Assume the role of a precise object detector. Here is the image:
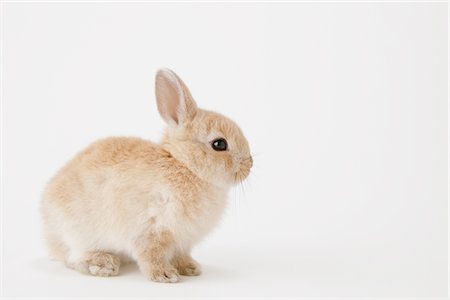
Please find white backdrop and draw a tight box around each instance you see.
[2,2,448,298]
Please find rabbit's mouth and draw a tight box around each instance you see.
[234,156,253,183]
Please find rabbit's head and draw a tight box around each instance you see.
[156,68,252,187]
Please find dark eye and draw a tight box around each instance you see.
[211,138,228,151]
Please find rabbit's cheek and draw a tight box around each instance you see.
[224,156,234,171]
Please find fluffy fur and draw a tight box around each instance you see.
[40,69,252,283]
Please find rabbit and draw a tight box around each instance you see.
[40,68,253,283]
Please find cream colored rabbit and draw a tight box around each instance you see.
[40,69,252,283]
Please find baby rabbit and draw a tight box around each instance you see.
[40,69,252,283]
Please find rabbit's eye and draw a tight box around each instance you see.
[211,138,228,151]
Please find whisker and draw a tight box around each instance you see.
[233,182,242,219]
[241,183,247,206]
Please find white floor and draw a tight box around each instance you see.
[3,221,448,299]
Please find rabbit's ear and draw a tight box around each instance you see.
[155,68,198,126]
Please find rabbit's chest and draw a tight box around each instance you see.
[174,193,228,244]
[144,188,228,246]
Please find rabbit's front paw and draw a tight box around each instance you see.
[149,267,180,283]
[172,254,202,276]
[175,259,202,276]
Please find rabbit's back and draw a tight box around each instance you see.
[42,136,168,211]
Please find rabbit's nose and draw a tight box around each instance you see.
[241,156,253,169]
